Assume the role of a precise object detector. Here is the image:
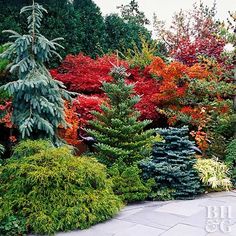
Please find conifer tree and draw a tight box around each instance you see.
[0,1,74,145]
[73,0,107,57]
[0,0,83,61]
[140,126,202,199]
[87,65,154,167]
[117,0,150,26]
[105,14,152,55]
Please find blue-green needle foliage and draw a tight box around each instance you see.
[140,126,202,200]
[0,2,74,145]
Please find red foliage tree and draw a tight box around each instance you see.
[51,54,161,124]
[73,95,105,127]
[51,54,128,94]
[172,36,226,66]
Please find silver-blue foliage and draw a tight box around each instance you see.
[0,1,75,145]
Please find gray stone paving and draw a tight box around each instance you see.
[57,191,236,236]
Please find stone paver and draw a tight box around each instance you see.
[57,191,236,236]
[161,224,206,236]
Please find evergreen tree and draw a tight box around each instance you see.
[87,65,154,167]
[0,0,83,61]
[140,126,202,199]
[0,1,74,144]
[105,14,152,55]
[117,0,150,26]
[73,0,107,57]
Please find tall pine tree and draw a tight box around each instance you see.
[0,1,74,145]
[140,126,202,200]
[87,65,154,167]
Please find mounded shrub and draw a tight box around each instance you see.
[0,140,122,235]
[11,139,53,159]
[109,161,153,203]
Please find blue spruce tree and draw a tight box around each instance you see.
[140,126,202,200]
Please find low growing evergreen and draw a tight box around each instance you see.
[0,140,122,235]
[140,126,202,200]
[87,65,154,166]
[0,1,74,145]
[109,161,153,203]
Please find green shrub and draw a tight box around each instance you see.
[149,187,175,201]
[109,161,153,203]
[140,126,202,200]
[11,139,53,159]
[0,140,122,235]
[225,139,236,185]
[0,215,27,236]
[194,158,232,191]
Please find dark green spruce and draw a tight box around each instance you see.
[87,65,154,167]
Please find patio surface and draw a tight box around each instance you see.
[57,191,236,236]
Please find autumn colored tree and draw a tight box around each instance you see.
[149,56,236,155]
[51,54,161,123]
[153,1,229,69]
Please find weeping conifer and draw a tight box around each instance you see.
[0,1,74,145]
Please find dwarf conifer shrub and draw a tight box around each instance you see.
[109,161,153,203]
[0,140,122,235]
[140,126,202,200]
[11,139,53,159]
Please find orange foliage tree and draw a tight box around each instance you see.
[149,57,235,154]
